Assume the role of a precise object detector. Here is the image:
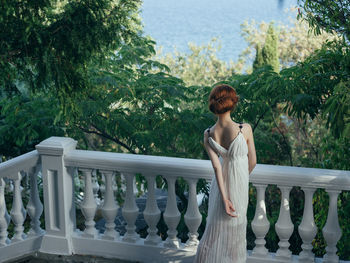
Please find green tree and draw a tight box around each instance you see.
[154,39,242,86]
[261,23,280,72]
[294,0,350,141]
[240,8,340,71]
[252,23,280,72]
[297,0,350,40]
[0,0,153,158]
[252,43,264,70]
[0,0,144,110]
[0,94,64,158]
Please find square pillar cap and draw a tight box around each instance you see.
[36,136,77,156]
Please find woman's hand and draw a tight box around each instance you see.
[223,199,237,217]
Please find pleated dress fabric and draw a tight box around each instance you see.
[193,127,249,263]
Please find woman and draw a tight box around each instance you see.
[194,84,257,263]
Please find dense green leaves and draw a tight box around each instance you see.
[0,94,64,158]
[0,0,143,104]
[280,40,350,138]
[297,0,350,41]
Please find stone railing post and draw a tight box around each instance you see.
[36,136,77,255]
[251,184,270,256]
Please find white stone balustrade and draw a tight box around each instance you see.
[0,136,349,263]
[0,150,43,262]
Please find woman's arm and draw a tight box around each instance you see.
[245,123,257,174]
[203,130,236,217]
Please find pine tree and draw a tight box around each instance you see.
[252,22,280,72]
[262,23,280,72]
[253,43,264,71]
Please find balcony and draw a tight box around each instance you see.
[0,136,349,263]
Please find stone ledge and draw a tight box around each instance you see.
[7,252,137,263]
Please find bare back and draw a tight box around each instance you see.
[208,121,247,151]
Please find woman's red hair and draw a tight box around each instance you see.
[208,84,239,114]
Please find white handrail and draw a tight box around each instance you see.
[0,150,39,180]
[64,149,350,190]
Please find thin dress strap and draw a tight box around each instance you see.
[239,122,243,132]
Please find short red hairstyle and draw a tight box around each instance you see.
[208,84,239,114]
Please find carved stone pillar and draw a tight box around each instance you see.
[322,190,342,263]
[298,187,317,262]
[184,178,202,247]
[100,170,118,240]
[143,174,161,245]
[275,186,293,260]
[163,176,181,248]
[26,165,44,237]
[122,172,139,243]
[251,184,270,256]
[80,168,98,238]
[10,172,27,242]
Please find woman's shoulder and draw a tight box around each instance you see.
[235,122,253,136]
[240,123,253,137]
[241,122,252,129]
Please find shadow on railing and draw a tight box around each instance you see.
[0,136,349,263]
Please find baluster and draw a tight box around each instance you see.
[80,168,98,238]
[122,172,139,242]
[100,170,119,240]
[92,170,101,207]
[322,190,342,263]
[26,165,44,237]
[0,178,10,246]
[144,174,161,245]
[163,176,181,248]
[251,184,270,256]
[10,172,27,242]
[275,186,293,260]
[298,187,317,262]
[184,178,202,247]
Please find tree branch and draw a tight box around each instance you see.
[77,124,136,154]
[272,114,293,166]
[253,108,269,132]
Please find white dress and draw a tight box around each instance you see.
[193,126,249,263]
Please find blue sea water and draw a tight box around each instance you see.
[140,0,298,62]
